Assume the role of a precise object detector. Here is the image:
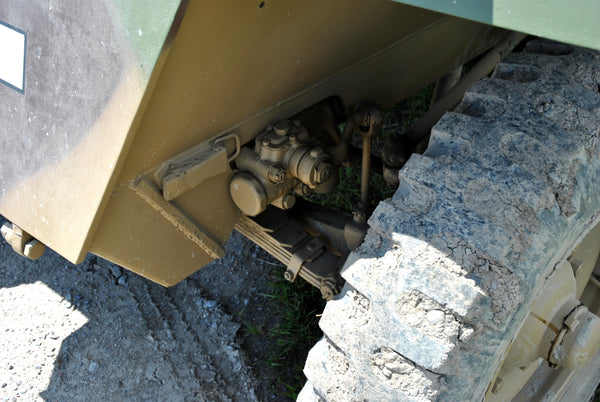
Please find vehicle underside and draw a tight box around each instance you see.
[1,0,600,400]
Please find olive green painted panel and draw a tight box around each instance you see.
[391,0,600,51]
[0,0,185,263]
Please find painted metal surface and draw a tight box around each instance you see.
[1,0,505,285]
[89,1,504,285]
[0,0,186,263]
[391,0,600,51]
[488,223,600,400]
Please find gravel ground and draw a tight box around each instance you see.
[0,215,303,401]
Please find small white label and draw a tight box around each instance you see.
[0,22,26,92]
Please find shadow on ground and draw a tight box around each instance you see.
[0,216,298,401]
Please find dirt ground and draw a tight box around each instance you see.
[0,216,315,401]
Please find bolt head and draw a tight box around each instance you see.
[23,239,45,260]
[267,165,285,184]
[314,162,332,184]
[319,279,340,300]
[553,306,600,369]
[281,195,296,209]
[320,287,334,300]
[274,122,290,136]
[0,223,11,241]
[309,147,324,158]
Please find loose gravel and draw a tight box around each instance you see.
[0,216,299,401]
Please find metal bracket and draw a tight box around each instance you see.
[1,222,46,260]
[214,133,241,163]
[130,176,225,259]
[286,238,326,282]
[235,207,343,299]
[154,133,240,201]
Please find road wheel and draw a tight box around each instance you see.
[300,39,600,401]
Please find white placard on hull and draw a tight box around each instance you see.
[0,21,26,93]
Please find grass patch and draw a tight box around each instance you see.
[382,84,434,136]
[308,166,395,214]
[308,84,434,214]
[259,274,326,398]
[250,85,435,398]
